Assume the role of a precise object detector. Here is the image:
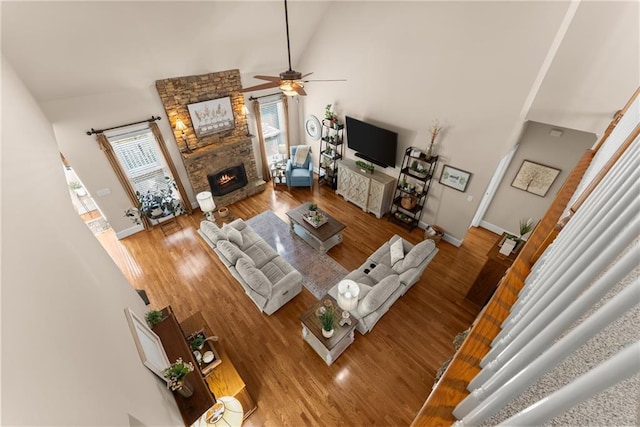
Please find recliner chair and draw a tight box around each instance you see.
[286,146,313,189]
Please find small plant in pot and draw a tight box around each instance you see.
[319,307,335,338]
[189,334,206,351]
[145,310,164,326]
[308,203,318,216]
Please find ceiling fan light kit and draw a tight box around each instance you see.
[241,0,343,96]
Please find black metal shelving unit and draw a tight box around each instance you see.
[318,119,344,189]
[388,147,438,231]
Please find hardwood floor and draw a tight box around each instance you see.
[97,181,497,426]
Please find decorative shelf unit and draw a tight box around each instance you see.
[318,119,344,189]
[388,147,438,231]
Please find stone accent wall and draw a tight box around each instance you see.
[156,69,265,206]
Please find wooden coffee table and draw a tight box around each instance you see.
[285,204,346,253]
[300,295,358,365]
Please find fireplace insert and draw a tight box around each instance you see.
[208,164,248,196]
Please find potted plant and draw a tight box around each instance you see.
[163,358,195,397]
[69,181,87,197]
[124,177,186,225]
[319,306,335,338]
[518,218,535,241]
[189,334,206,351]
[308,203,318,216]
[145,310,164,326]
[355,160,374,174]
[325,104,338,127]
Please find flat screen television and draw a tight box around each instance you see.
[345,116,398,168]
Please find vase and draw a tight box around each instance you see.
[425,142,435,160]
[322,328,334,338]
[176,378,194,398]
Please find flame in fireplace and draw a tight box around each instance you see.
[218,173,236,186]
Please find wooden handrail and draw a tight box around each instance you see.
[410,149,594,426]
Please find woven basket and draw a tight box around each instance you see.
[401,196,417,210]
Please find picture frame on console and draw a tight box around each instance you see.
[439,164,471,192]
[187,96,235,138]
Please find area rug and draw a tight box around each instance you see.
[246,211,348,299]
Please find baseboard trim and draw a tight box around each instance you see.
[116,225,143,240]
[479,220,509,236]
[418,220,463,247]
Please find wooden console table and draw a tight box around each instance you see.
[180,312,257,421]
[153,308,256,425]
[465,233,520,307]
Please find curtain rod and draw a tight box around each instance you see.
[248,93,282,101]
[86,115,162,136]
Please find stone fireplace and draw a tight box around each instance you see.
[209,164,248,196]
[156,69,266,208]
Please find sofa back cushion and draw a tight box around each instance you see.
[217,240,253,266]
[201,221,228,245]
[357,274,400,316]
[392,239,436,274]
[222,223,244,247]
[236,257,271,298]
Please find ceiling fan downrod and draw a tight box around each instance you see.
[284,0,293,73]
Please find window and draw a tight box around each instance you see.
[260,100,288,163]
[107,125,180,201]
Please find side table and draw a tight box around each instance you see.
[270,162,287,189]
[300,295,357,365]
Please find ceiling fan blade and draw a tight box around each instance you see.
[241,81,281,93]
[303,79,347,82]
[292,82,307,96]
[254,75,281,82]
[300,72,313,79]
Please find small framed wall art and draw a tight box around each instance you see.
[511,160,561,197]
[439,164,471,192]
[187,96,235,138]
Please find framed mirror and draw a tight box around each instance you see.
[124,308,169,380]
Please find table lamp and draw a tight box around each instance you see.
[196,191,216,221]
[337,279,359,326]
[202,396,244,427]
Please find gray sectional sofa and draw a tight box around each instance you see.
[198,219,302,315]
[328,235,438,334]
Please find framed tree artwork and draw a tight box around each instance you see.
[511,160,561,197]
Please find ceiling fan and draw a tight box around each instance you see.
[241,0,344,96]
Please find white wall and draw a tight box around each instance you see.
[297,1,571,241]
[482,121,596,235]
[41,87,195,235]
[1,56,182,426]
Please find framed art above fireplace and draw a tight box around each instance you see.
[187,97,235,138]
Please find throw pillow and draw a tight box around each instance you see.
[357,275,400,316]
[390,238,405,266]
[236,258,271,298]
[223,224,244,248]
[217,240,252,266]
[200,221,228,245]
[393,239,436,274]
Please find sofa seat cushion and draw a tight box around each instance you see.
[201,221,228,246]
[367,263,395,284]
[217,240,253,266]
[260,256,294,285]
[392,239,436,274]
[243,239,279,268]
[236,258,271,298]
[357,275,400,316]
